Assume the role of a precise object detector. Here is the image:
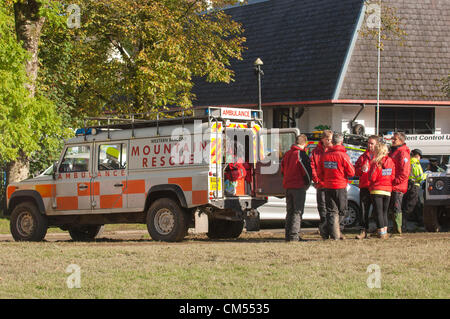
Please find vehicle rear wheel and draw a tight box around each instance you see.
[68,225,105,241]
[423,205,449,232]
[207,219,244,239]
[146,198,188,242]
[10,201,48,242]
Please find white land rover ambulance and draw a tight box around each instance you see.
[6,107,298,242]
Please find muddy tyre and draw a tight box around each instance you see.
[10,201,48,242]
[207,219,244,239]
[423,205,440,232]
[68,225,105,241]
[146,198,188,242]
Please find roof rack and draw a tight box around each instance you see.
[304,131,369,148]
[77,106,263,140]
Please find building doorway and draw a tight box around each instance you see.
[273,108,292,128]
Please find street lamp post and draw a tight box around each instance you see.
[376,4,381,136]
[254,58,264,112]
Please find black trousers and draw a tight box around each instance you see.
[317,188,328,239]
[285,188,307,241]
[324,188,348,240]
[371,194,390,228]
[359,188,372,231]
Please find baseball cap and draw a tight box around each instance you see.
[411,149,422,156]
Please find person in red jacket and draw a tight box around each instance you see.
[281,134,312,242]
[388,132,411,234]
[354,135,379,239]
[310,130,333,239]
[318,133,355,240]
[368,142,396,239]
[224,144,246,196]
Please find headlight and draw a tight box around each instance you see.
[435,180,445,191]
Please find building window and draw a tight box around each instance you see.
[379,107,434,135]
[273,108,291,128]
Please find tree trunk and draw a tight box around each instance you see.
[14,0,45,97]
[7,1,46,183]
[6,150,30,184]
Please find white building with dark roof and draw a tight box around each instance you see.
[193,0,450,135]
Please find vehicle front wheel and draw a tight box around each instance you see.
[146,198,188,242]
[10,202,48,242]
[68,225,105,241]
[423,205,448,232]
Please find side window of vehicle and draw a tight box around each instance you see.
[260,132,296,161]
[59,145,91,172]
[98,143,127,170]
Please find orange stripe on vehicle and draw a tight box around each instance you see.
[77,182,100,196]
[192,190,208,205]
[168,177,192,191]
[57,196,78,210]
[35,184,54,198]
[100,194,122,209]
[124,180,145,194]
[211,138,217,164]
[216,138,222,164]
[7,186,17,199]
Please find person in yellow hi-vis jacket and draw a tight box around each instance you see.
[402,149,426,227]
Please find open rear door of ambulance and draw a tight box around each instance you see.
[254,128,300,197]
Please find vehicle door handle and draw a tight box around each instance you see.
[78,184,88,189]
[114,183,124,187]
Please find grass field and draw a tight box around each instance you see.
[0,222,448,299]
[0,217,147,234]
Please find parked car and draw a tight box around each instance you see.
[258,183,361,227]
[258,141,365,228]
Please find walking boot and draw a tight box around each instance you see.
[377,229,389,239]
[393,213,403,235]
[379,232,389,239]
[355,229,367,240]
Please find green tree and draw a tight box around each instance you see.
[359,0,407,50]
[443,75,450,98]
[52,0,246,116]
